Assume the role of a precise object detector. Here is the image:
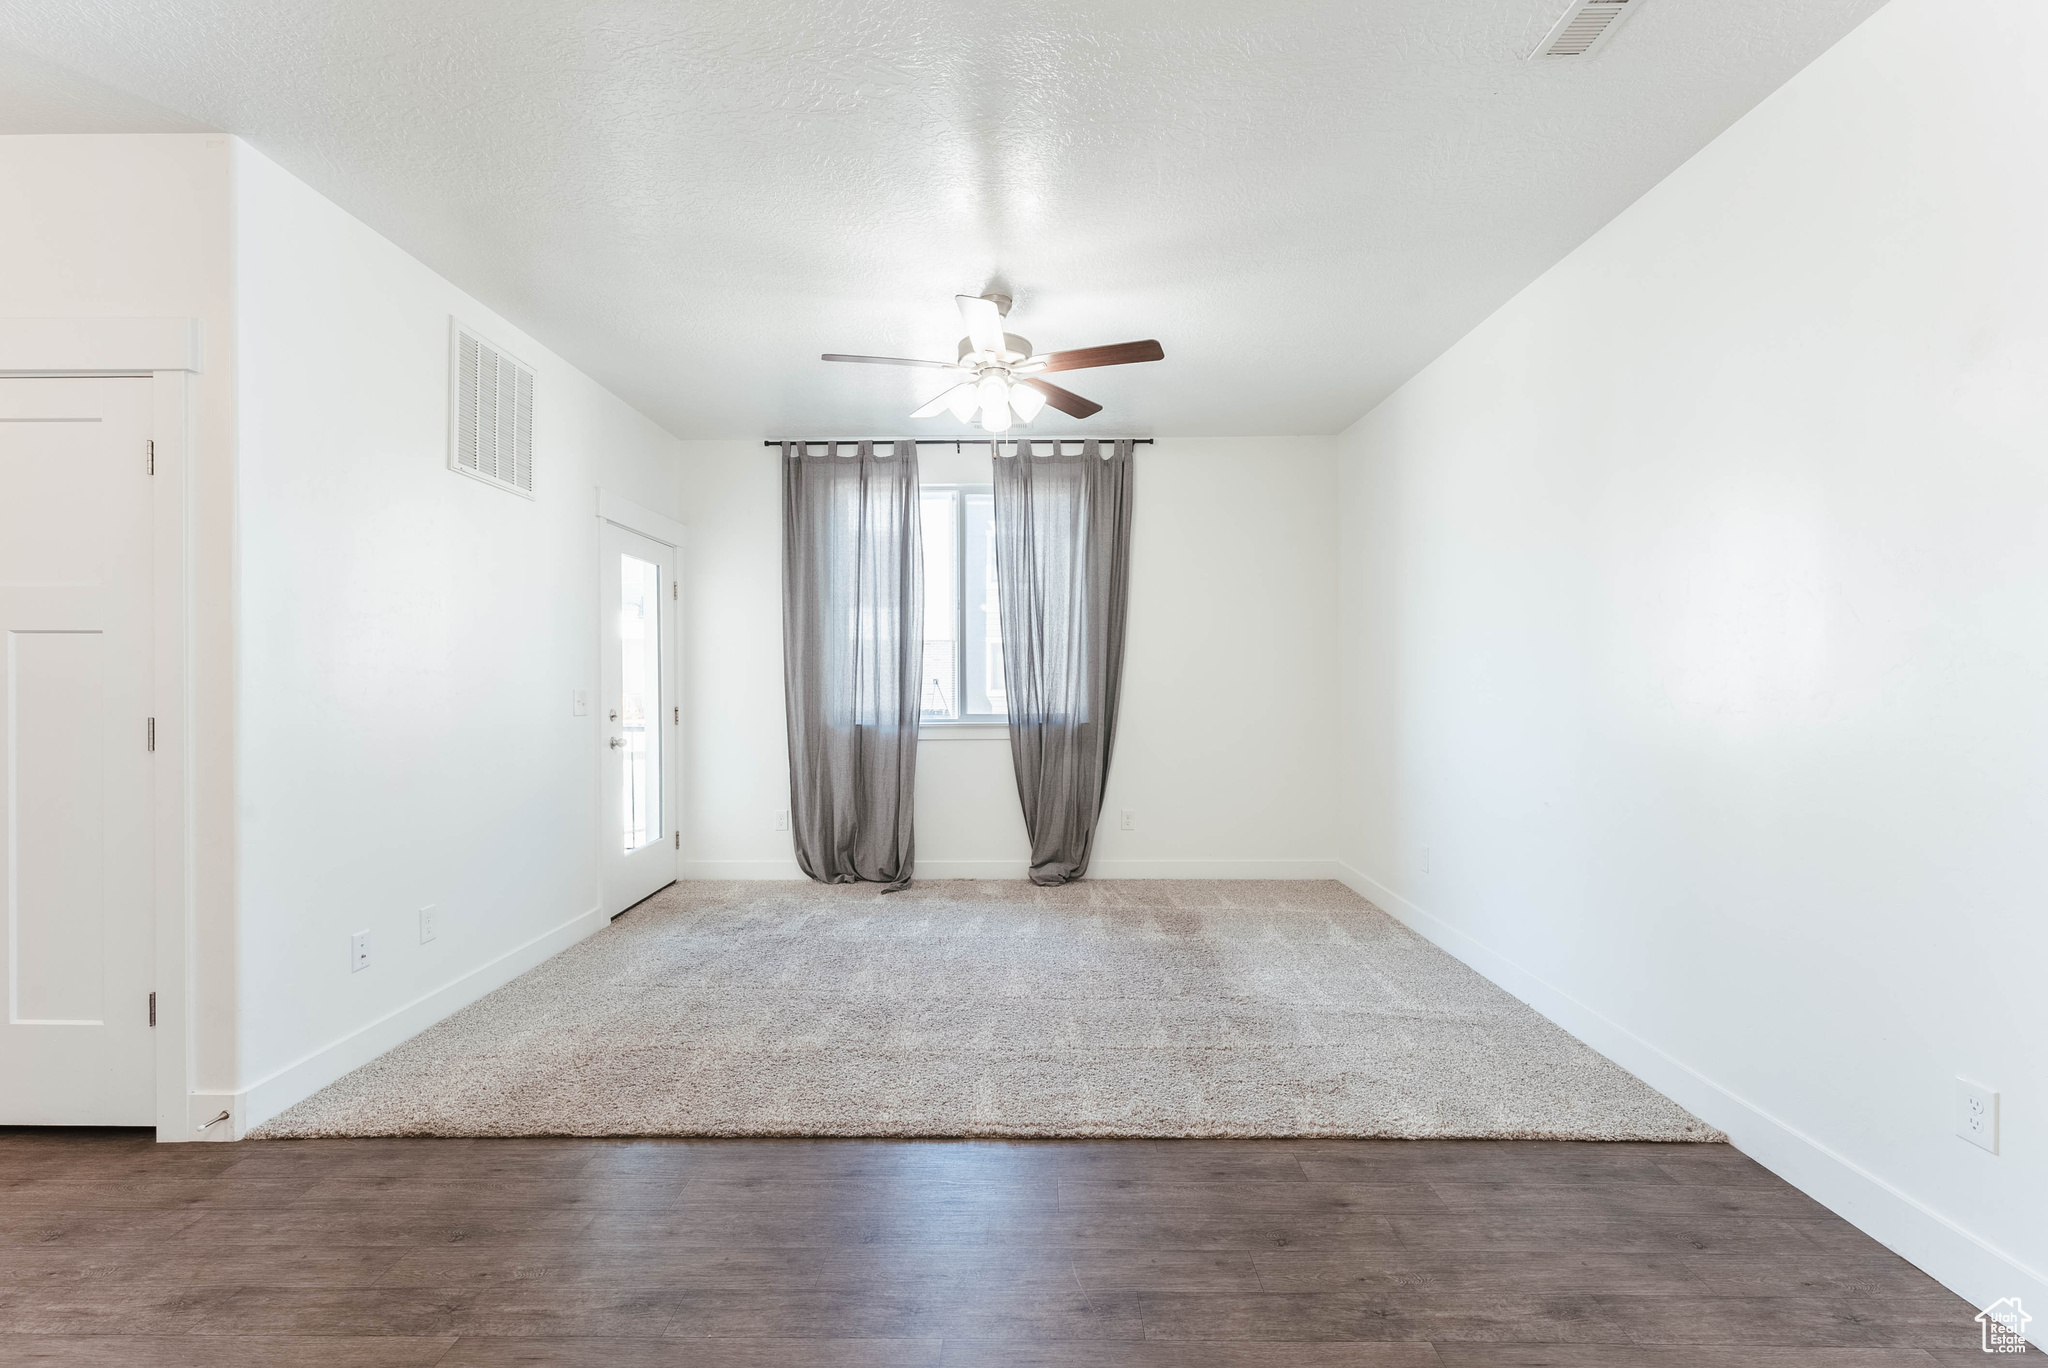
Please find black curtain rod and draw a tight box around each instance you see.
[763,438,1154,448]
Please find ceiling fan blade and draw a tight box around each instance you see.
[955,295,1007,356]
[910,382,976,419]
[821,353,958,369]
[1032,340,1165,373]
[1018,377,1103,420]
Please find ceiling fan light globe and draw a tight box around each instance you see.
[976,373,1009,415]
[1008,382,1047,422]
[978,401,1009,433]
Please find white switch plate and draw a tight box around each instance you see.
[1120,808,1134,831]
[775,810,789,831]
[419,905,438,944]
[572,689,589,717]
[1422,845,1433,874]
[1956,1078,1998,1154]
[350,930,371,973]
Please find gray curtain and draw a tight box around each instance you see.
[782,440,922,889]
[992,438,1134,885]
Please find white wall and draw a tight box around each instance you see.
[0,134,241,1114]
[231,142,683,1127]
[1335,0,2046,1323]
[679,437,1339,878]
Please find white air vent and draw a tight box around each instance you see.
[449,320,535,497]
[1530,0,1641,59]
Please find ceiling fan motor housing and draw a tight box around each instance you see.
[959,333,1034,365]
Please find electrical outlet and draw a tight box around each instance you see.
[1120,808,1134,831]
[1956,1078,1999,1154]
[775,809,789,831]
[1422,846,1433,874]
[572,689,589,717]
[419,905,438,944]
[350,930,371,973]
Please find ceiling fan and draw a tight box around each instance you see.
[822,293,1164,431]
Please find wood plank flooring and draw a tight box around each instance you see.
[0,1130,1990,1365]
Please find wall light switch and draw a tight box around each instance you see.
[419,905,438,944]
[1956,1078,1998,1154]
[1120,808,1134,831]
[775,809,789,832]
[572,689,589,717]
[1422,846,1433,874]
[350,930,371,973]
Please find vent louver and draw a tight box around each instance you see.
[450,321,535,497]
[1531,0,1640,59]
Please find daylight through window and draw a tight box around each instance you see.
[920,486,1006,722]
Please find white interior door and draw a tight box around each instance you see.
[600,521,678,914]
[0,377,155,1124]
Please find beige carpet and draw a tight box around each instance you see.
[255,880,1718,1141]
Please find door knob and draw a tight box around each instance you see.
[609,736,625,749]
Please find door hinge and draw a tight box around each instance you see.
[673,705,679,725]
[146,439,155,475]
[148,991,157,1027]
[675,831,680,849]
[147,718,155,752]
[672,580,677,600]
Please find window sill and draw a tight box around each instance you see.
[919,722,1010,741]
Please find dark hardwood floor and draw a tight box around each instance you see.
[0,1130,1989,1365]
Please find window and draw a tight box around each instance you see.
[920,485,1006,722]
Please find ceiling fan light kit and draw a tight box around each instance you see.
[822,293,1164,431]
[1008,382,1048,423]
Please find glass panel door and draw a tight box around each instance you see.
[619,552,662,851]
[601,520,676,917]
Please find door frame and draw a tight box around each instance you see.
[0,318,201,1141]
[596,490,685,911]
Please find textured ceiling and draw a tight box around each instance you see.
[0,0,1888,438]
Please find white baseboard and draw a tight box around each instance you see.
[680,859,808,880]
[1334,862,2047,1345]
[913,859,1031,879]
[224,902,608,1137]
[1087,858,1342,880]
[683,858,1344,881]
